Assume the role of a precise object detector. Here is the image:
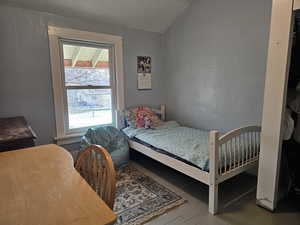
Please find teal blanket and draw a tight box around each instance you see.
[123,121,211,170]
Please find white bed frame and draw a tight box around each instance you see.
[128,104,261,214]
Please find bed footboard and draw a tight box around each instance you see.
[209,126,261,214]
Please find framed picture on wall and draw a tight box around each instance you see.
[137,56,152,90]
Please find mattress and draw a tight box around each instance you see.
[123,121,211,171]
[129,136,202,169]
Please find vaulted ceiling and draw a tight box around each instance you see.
[1,0,193,33]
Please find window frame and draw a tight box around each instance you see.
[48,26,124,145]
[60,39,116,133]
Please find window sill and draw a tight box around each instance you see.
[54,133,84,145]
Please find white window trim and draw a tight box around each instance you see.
[48,26,125,145]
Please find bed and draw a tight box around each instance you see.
[123,105,261,214]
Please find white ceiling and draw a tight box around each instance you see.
[63,45,109,64]
[2,0,193,33]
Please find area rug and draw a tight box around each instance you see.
[113,164,186,225]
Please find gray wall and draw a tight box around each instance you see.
[0,0,273,145]
[0,5,165,144]
[163,0,272,132]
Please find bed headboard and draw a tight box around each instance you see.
[151,104,166,121]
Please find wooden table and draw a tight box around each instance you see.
[0,144,116,225]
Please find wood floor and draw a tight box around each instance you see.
[130,152,300,225]
[67,147,300,225]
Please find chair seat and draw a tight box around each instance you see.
[81,126,129,168]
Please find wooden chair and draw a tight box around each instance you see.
[75,145,116,209]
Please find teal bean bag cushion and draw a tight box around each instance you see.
[80,126,129,168]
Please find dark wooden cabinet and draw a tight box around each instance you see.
[0,117,37,152]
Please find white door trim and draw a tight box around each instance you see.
[294,0,300,10]
[257,0,295,211]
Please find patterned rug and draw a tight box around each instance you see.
[114,164,186,225]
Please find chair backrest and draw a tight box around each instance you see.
[75,145,116,209]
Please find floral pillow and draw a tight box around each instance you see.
[125,106,161,129]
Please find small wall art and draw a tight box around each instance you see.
[137,56,152,90]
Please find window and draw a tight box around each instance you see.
[62,42,115,130]
[48,27,124,144]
